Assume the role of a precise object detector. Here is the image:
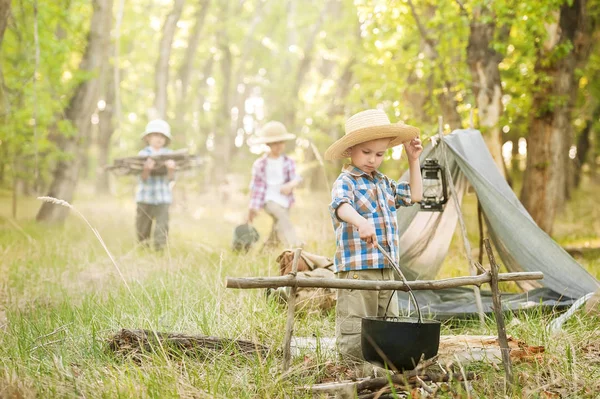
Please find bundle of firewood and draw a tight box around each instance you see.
[106,149,203,176]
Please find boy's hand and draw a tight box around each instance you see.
[165,160,176,170]
[280,182,294,195]
[144,158,156,170]
[247,208,258,223]
[357,219,377,248]
[403,137,423,161]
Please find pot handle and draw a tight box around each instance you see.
[375,242,423,323]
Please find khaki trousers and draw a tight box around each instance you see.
[263,201,301,248]
[335,268,399,361]
[136,203,170,251]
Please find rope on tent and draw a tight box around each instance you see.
[438,116,486,325]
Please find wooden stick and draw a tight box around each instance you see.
[303,369,476,396]
[226,271,543,291]
[477,197,484,266]
[281,248,302,371]
[484,238,514,389]
[439,116,486,325]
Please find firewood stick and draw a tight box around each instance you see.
[282,248,302,371]
[484,238,514,390]
[226,271,543,291]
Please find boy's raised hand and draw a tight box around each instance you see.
[403,137,423,161]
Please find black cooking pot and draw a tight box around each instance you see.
[361,316,441,371]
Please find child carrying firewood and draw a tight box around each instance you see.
[135,119,176,251]
[325,109,423,364]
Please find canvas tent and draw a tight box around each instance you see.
[395,129,600,320]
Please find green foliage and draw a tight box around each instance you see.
[0,0,92,188]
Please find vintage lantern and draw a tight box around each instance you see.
[420,158,448,212]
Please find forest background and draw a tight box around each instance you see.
[0,0,599,397]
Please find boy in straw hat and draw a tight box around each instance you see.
[325,109,423,363]
[136,119,176,251]
[247,121,302,249]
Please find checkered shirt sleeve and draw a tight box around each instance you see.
[389,178,412,207]
[329,174,355,221]
[249,158,267,210]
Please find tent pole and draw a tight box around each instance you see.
[477,197,484,266]
[438,116,487,325]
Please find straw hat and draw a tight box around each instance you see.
[141,119,172,144]
[248,121,296,145]
[324,109,419,160]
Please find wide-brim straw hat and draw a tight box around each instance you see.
[141,119,172,145]
[247,121,296,145]
[324,109,419,160]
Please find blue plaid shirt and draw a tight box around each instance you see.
[330,164,412,273]
[135,147,173,205]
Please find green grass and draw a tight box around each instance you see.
[0,181,599,398]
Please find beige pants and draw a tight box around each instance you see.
[336,268,399,361]
[263,201,301,248]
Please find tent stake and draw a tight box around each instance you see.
[484,238,514,390]
[438,116,487,325]
[282,248,302,371]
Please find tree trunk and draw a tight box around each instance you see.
[407,1,462,129]
[175,0,210,128]
[214,1,232,183]
[0,0,10,47]
[466,8,507,176]
[96,51,116,195]
[574,104,599,187]
[36,0,112,223]
[521,0,594,234]
[282,3,327,130]
[154,0,185,119]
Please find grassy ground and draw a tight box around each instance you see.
[0,180,599,398]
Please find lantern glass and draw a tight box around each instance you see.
[420,158,448,212]
[423,169,443,202]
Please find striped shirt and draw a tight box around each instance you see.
[249,154,299,210]
[135,147,173,205]
[329,164,412,273]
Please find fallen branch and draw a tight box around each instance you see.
[107,329,270,359]
[303,366,476,397]
[226,271,543,291]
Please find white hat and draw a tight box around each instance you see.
[141,119,172,144]
[324,109,419,160]
[247,121,296,145]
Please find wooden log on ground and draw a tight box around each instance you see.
[226,271,543,291]
[107,329,270,359]
[302,367,476,397]
[291,334,545,364]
